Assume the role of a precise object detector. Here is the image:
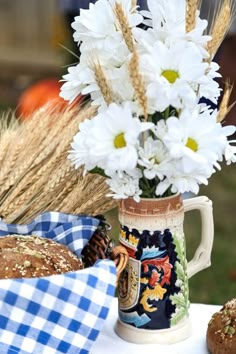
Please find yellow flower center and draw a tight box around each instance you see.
[186,137,198,152]
[114,133,126,149]
[161,70,179,84]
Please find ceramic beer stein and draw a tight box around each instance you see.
[115,194,214,344]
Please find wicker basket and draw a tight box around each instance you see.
[81,215,128,283]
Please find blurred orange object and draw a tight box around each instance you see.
[17,78,82,119]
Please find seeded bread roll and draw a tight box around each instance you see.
[207,298,236,354]
[0,235,83,279]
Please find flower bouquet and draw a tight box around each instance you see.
[59,0,236,344]
[60,0,236,202]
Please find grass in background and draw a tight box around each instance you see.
[105,163,236,305]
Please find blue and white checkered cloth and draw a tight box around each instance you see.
[0,212,117,354]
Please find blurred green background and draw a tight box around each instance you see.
[0,0,235,305]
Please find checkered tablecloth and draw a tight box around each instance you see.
[0,212,117,354]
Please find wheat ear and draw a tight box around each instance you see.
[0,106,94,219]
[0,110,18,137]
[207,0,235,58]
[7,163,74,223]
[129,50,148,120]
[93,62,114,105]
[71,182,118,216]
[186,0,199,32]
[114,2,134,52]
[217,80,235,122]
[131,0,137,8]
[59,173,104,213]
[0,106,78,201]
[0,130,18,166]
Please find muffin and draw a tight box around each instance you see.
[207,298,236,354]
[0,234,83,279]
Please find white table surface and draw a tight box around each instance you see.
[93,298,221,354]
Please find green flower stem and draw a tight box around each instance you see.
[143,176,152,190]
[164,107,170,120]
[89,167,107,178]
[140,176,158,198]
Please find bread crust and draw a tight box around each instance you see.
[0,235,83,279]
[207,299,236,354]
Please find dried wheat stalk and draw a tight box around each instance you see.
[207,0,235,58]
[0,130,18,166]
[217,80,235,122]
[0,106,75,201]
[93,62,114,105]
[0,111,19,175]
[0,105,118,224]
[131,0,137,9]
[186,0,199,32]
[114,2,134,52]
[8,161,77,224]
[129,50,148,120]
[0,110,19,136]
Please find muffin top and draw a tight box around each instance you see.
[0,234,83,279]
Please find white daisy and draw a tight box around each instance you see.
[217,123,236,164]
[72,0,142,46]
[155,159,214,197]
[87,103,153,175]
[162,107,228,169]
[143,0,185,33]
[185,13,211,58]
[140,41,208,112]
[60,63,87,104]
[198,62,222,105]
[106,171,142,202]
[60,59,112,109]
[68,117,104,173]
[80,38,130,67]
[224,141,236,165]
[61,0,143,108]
[88,62,136,113]
[153,119,168,140]
[137,0,210,57]
[214,122,236,163]
[138,137,171,180]
[60,47,138,112]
